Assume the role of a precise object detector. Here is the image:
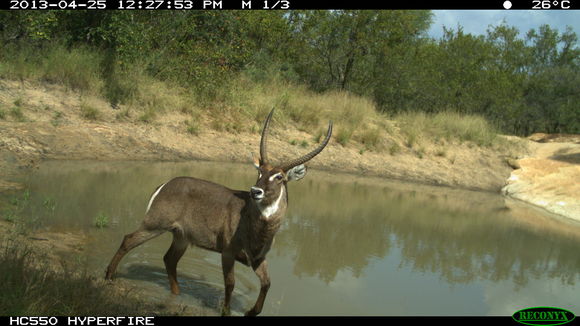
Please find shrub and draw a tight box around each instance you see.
[42,45,103,93]
[80,102,100,121]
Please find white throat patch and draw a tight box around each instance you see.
[258,187,284,219]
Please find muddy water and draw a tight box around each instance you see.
[15,160,580,316]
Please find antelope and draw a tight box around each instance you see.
[105,109,333,316]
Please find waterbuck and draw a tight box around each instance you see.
[104,109,333,316]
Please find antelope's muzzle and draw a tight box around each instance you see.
[250,187,264,200]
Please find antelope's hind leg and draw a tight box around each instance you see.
[105,227,164,280]
[163,232,189,295]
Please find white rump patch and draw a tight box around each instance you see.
[146,183,166,213]
[258,187,284,219]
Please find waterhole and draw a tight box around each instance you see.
[7,160,580,316]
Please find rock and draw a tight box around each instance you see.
[506,158,521,170]
[502,141,580,222]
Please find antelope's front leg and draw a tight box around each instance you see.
[245,258,270,316]
[221,252,236,316]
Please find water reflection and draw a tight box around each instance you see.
[13,160,580,315]
[273,172,580,290]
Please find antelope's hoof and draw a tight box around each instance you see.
[244,309,258,317]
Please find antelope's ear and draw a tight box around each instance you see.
[251,152,260,169]
[287,164,307,182]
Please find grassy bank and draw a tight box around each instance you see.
[0,239,147,315]
[0,187,195,316]
[0,188,151,315]
[0,42,519,160]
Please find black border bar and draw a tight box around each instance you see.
[0,316,559,326]
[3,0,580,10]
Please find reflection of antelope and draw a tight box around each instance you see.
[105,109,332,316]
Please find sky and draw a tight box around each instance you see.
[427,10,580,39]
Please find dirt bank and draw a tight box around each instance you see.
[502,134,580,222]
[0,80,519,193]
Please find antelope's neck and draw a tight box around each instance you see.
[256,185,288,221]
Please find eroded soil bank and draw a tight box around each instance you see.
[0,81,517,194]
[2,80,578,221]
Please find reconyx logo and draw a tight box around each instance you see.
[513,307,576,326]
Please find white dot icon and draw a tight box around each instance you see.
[503,0,512,9]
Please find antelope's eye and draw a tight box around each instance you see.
[275,174,283,181]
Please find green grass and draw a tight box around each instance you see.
[416,146,426,159]
[13,97,24,107]
[0,42,103,93]
[94,213,109,229]
[2,190,42,235]
[138,108,156,124]
[42,45,103,93]
[358,127,382,151]
[9,107,25,122]
[0,43,42,81]
[0,240,151,315]
[388,142,401,155]
[3,210,17,222]
[115,108,131,121]
[396,111,498,148]
[231,75,379,143]
[42,197,57,214]
[79,102,100,121]
[51,111,63,127]
[7,190,30,209]
[335,127,354,147]
[185,119,200,135]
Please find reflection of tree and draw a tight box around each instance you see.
[274,178,580,288]
[279,211,392,283]
[391,207,580,289]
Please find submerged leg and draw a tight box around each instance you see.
[105,227,164,280]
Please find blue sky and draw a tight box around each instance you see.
[428,10,580,39]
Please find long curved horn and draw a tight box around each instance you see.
[280,121,333,172]
[259,108,275,164]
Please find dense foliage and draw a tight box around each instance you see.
[1,10,578,135]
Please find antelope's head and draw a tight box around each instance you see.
[249,109,333,209]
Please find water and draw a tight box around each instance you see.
[10,160,580,316]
